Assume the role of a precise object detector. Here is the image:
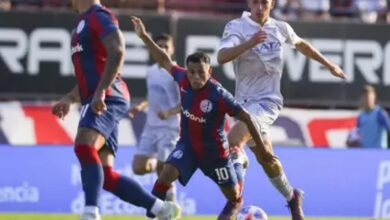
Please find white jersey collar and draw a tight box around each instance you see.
[241,11,274,27]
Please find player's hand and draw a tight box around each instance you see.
[158,110,170,120]
[128,107,140,119]
[91,91,107,115]
[130,16,146,38]
[249,29,267,47]
[328,63,346,79]
[52,97,72,120]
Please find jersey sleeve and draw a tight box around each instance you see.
[217,86,243,117]
[378,108,390,129]
[90,9,119,39]
[170,65,187,84]
[218,20,242,50]
[279,21,302,47]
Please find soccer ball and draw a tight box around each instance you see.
[236,205,268,220]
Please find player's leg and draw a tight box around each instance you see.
[74,127,106,220]
[208,162,242,220]
[147,144,196,218]
[155,129,180,202]
[132,127,158,175]
[99,147,177,219]
[245,101,304,220]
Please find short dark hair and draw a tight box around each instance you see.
[153,33,173,43]
[363,85,376,94]
[186,51,210,65]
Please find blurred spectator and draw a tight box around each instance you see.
[116,0,165,13]
[42,0,70,9]
[300,0,330,20]
[166,0,246,14]
[355,0,387,23]
[347,85,390,149]
[11,0,42,9]
[0,0,11,11]
[330,0,357,19]
[273,0,301,21]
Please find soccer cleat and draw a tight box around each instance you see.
[156,201,182,220]
[79,212,101,220]
[287,189,305,220]
[230,146,249,169]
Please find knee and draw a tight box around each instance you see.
[74,144,100,165]
[132,162,148,175]
[103,166,120,191]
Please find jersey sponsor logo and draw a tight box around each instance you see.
[182,108,206,123]
[200,99,212,113]
[172,150,183,159]
[71,43,83,55]
[254,41,282,54]
[76,20,85,34]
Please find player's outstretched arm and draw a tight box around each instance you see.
[128,100,148,118]
[295,40,346,79]
[52,85,79,119]
[236,109,276,163]
[217,29,267,64]
[131,16,173,73]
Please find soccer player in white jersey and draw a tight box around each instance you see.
[217,0,346,219]
[129,34,181,204]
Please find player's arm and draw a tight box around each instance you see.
[158,103,181,120]
[295,40,346,79]
[217,29,267,64]
[128,100,148,118]
[52,85,79,119]
[95,30,125,95]
[236,109,275,162]
[131,16,173,73]
[378,108,390,133]
[92,29,125,115]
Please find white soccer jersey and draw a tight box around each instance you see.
[219,12,301,105]
[145,63,180,129]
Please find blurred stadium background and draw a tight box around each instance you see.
[1,0,390,219]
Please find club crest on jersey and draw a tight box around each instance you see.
[172,150,183,159]
[200,99,212,113]
[76,20,85,34]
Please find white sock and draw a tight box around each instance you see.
[150,199,164,215]
[84,206,99,215]
[270,173,294,201]
[166,183,177,202]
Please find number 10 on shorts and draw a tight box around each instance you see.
[215,167,229,181]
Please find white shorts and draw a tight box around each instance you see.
[242,99,281,146]
[136,125,180,162]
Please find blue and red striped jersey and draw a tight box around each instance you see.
[71,4,129,104]
[171,65,243,161]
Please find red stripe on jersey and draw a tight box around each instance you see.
[120,79,130,100]
[72,33,88,99]
[214,97,229,159]
[188,87,210,159]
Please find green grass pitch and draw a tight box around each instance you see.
[0,214,375,220]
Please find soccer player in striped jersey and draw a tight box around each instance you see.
[131,16,273,220]
[52,1,181,220]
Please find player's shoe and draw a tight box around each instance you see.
[79,212,101,220]
[287,189,305,220]
[230,145,249,169]
[156,201,182,220]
